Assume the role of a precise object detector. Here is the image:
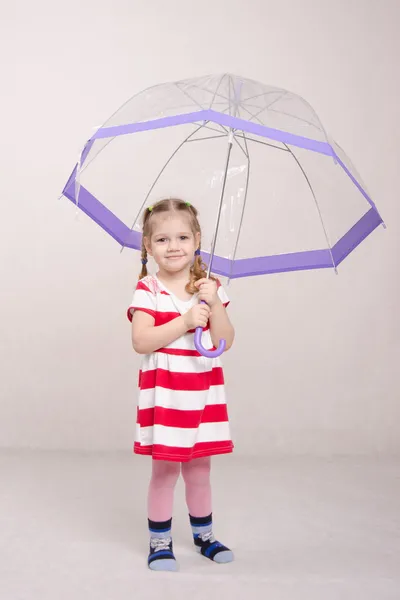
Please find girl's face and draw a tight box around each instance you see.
[145,213,200,274]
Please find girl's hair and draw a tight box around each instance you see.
[139,198,215,294]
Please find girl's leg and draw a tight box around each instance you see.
[181,456,212,517]
[147,459,181,522]
[147,459,180,571]
[181,457,234,564]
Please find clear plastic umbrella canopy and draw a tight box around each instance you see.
[62,73,384,279]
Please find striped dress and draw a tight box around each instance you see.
[127,274,234,462]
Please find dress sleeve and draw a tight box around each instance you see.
[216,279,230,308]
[127,278,157,322]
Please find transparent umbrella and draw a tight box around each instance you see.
[61,73,384,357]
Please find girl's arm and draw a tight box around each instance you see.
[208,298,235,351]
[131,304,211,354]
[131,311,187,354]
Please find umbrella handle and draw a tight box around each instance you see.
[194,301,226,358]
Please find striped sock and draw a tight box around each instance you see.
[148,518,178,571]
[189,513,234,564]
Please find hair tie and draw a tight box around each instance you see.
[185,201,191,207]
[141,258,148,265]
[148,206,153,212]
[195,249,201,256]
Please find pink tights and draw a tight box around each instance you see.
[147,456,212,522]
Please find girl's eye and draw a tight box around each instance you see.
[156,238,166,243]
[180,236,189,240]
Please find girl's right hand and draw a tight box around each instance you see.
[183,303,211,330]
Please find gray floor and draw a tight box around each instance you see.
[1,450,399,600]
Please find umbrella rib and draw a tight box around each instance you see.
[232,132,248,159]
[120,122,209,252]
[264,91,289,110]
[240,88,289,105]
[204,87,286,108]
[240,89,324,135]
[192,80,285,109]
[198,85,231,104]
[207,133,234,277]
[174,82,207,111]
[194,122,230,135]
[174,78,233,113]
[183,80,270,136]
[329,138,371,195]
[191,75,280,109]
[227,133,251,283]
[267,107,322,132]
[234,133,288,151]
[76,137,115,175]
[186,134,228,142]
[282,143,336,269]
[239,94,321,134]
[176,75,229,105]
[234,104,336,269]
[209,74,228,109]
[242,102,273,123]
[292,94,332,146]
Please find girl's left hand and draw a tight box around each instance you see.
[195,278,220,307]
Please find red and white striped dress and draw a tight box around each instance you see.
[127,274,234,462]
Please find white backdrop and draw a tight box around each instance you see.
[1,0,399,455]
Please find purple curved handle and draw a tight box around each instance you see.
[194,301,226,358]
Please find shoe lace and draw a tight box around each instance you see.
[199,530,216,544]
[150,536,172,552]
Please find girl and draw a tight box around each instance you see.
[127,198,235,572]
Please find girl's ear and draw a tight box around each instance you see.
[144,236,152,256]
[195,231,201,248]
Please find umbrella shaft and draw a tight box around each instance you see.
[207,134,234,278]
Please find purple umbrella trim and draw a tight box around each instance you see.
[91,110,333,157]
[62,106,383,276]
[63,176,382,276]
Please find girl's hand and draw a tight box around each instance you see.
[194,278,220,307]
[183,303,211,330]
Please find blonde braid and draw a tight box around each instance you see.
[139,244,148,280]
[185,246,216,295]
[138,206,153,280]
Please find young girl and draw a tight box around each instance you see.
[127,198,235,572]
